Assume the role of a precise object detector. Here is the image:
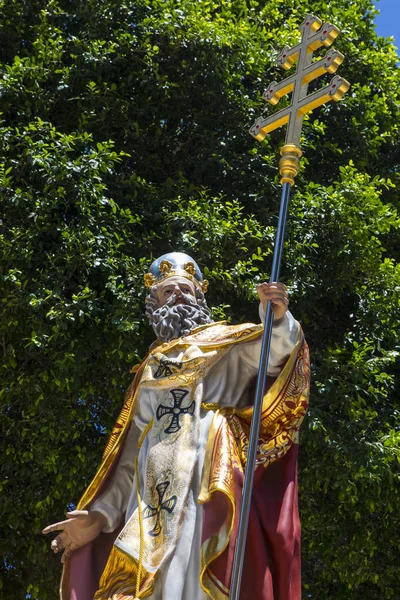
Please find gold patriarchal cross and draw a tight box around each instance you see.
[249,14,350,185]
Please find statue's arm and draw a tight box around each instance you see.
[43,416,140,559]
[90,421,140,532]
[241,307,299,377]
[242,280,299,375]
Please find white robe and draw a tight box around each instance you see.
[92,310,299,599]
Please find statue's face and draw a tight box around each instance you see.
[156,276,197,307]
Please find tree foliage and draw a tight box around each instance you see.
[0,0,399,598]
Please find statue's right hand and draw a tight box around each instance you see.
[42,510,107,563]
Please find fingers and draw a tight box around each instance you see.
[266,290,288,302]
[256,281,287,288]
[269,296,288,308]
[256,282,288,294]
[42,519,72,535]
[61,542,79,564]
[257,283,288,304]
[51,531,69,554]
[43,511,87,562]
[66,510,89,519]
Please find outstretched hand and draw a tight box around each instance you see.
[256,282,289,321]
[42,510,107,563]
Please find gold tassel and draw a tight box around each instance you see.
[134,456,145,599]
[94,546,155,600]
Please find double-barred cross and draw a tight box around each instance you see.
[143,481,177,537]
[156,388,195,434]
[249,14,350,184]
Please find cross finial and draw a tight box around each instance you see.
[250,14,350,185]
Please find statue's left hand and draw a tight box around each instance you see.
[42,510,107,563]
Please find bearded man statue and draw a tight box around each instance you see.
[44,252,310,600]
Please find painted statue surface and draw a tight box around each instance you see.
[44,252,309,600]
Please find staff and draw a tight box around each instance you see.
[229,14,350,599]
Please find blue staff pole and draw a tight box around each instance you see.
[229,181,291,600]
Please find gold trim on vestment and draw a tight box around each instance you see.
[237,326,302,420]
[151,321,263,356]
[141,348,226,389]
[76,358,148,511]
[224,328,309,470]
[138,419,154,449]
[201,402,220,411]
[94,546,156,599]
[202,568,230,599]
[199,411,238,598]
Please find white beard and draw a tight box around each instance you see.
[145,291,213,343]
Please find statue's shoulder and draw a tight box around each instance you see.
[149,322,263,355]
[181,321,262,347]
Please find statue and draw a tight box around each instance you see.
[43,251,309,600]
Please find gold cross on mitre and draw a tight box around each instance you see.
[250,14,350,185]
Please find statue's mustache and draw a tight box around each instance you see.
[164,292,197,308]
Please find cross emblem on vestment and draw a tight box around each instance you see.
[154,356,183,379]
[143,481,177,537]
[156,389,195,434]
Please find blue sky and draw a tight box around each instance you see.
[374,0,400,50]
